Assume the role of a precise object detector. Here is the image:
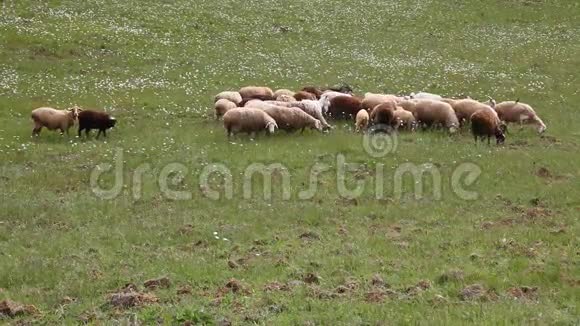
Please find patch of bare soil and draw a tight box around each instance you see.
[176,284,193,295]
[506,286,538,301]
[263,281,291,292]
[535,167,571,183]
[144,276,171,290]
[212,279,252,305]
[107,283,159,308]
[299,231,321,241]
[303,273,321,284]
[0,299,39,317]
[437,269,465,284]
[365,289,398,303]
[459,284,498,301]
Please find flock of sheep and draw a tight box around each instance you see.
[215,85,547,144]
[28,84,547,146]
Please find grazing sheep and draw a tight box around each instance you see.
[493,100,546,133]
[470,109,506,144]
[361,93,400,111]
[78,109,117,139]
[31,106,80,137]
[320,91,353,114]
[301,86,324,99]
[370,102,397,128]
[288,100,332,130]
[410,92,443,100]
[223,107,278,138]
[355,109,369,132]
[413,100,459,133]
[274,89,295,98]
[214,99,237,119]
[263,106,323,133]
[328,84,354,95]
[214,91,242,105]
[276,94,295,102]
[393,107,416,130]
[450,99,497,126]
[239,86,274,101]
[397,99,418,113]
[327,95,362,119]
[294,91,317,101]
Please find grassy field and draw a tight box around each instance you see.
[1,0,579,324]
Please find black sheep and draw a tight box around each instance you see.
[78,110,117,139]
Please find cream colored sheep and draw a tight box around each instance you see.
[394,107,416,130]
[288,100,332,130]
[493,100,546,133]
[223,107,278,138]
[355,109,369,132]
[214,91,242,105]
[410,92,442,100]
[214,99,237,119]
[263,106,323,133]
[413,100,459,133]
[274,89,295,98]
[397,99,418,113]
[276,94,295,102]
[239,86,274,100]
[361,93,400,111]
[31,106,80,137]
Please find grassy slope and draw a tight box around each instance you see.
[0,0,579,324]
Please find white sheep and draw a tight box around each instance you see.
[493,100,546,133]
[214,99,237,119]
[410,92,443,100]
[239,86,274,100]
[355,109,369,132]
[290,100,332,130]
[214,91,242,105]
[276,94,295,102]
[262,106,323,133]
[412,100,459,133]
[31,106,80,137]
[223,107,278,138]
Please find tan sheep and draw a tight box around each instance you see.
[361,93,400,111]
[214,91,242,105]
[288,100,332,130]
[294,91,317,101]
[355,109,369,132]
[274,89,295,98]
[397,99,418,113]
[413,100,459,133]
[214,99,237,119]
[263,106,323,133]
[450,99,497,126]
[493,100,546,133]
[239,86,274,101]
[223,107,278,138]
[31,106,80,137]
[393,107,416,130]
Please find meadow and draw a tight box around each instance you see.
[0,0,579,324]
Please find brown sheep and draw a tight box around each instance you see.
[361,93,400,111]
[223,107,278,138]
[78,109,117,139]
[301,86,324,99]
[327,96,362,119]
[31,106,80,137]
[450,99,497,126]
[294,91,317,101]
[370,102,397,129]
[470,109,506,144]
[413,100,459,133]
[493,100,546,133]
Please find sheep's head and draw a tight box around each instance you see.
[537,123,546,134]
[487,96,496,108]
[312,119,323,132]
[108,116,117,128]
[266,121,277,134]
[67,106,81,120]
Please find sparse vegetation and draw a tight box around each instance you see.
[1,0,579,324]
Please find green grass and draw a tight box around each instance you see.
[1,0,579,324]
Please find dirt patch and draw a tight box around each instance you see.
[144,276,171,290]
[309,286,339,300]
[263,281,291,292]
[459,284,497,301]
[214,278,252,304]
[176,284,193,295]
[404,280,432,297]
[506,286,538,301]
[365,289,398,303]
[535,167,571,183]
[299,231,321,241]
[0,299,39,317]
[303,273,321,284]
[107,283,158,308]
[370,274,389,288]
[178,224,194,235]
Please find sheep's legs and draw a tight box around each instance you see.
[96,130,103,139]
[32,126,42,137]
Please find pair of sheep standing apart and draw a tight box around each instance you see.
[31,107,117,139]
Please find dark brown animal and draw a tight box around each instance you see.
[370,102,397,127]
[301,86,324,99]
[294,91,317,101]
[470,109,506,145]
[78,110,117,139]
[327,96,362,119]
